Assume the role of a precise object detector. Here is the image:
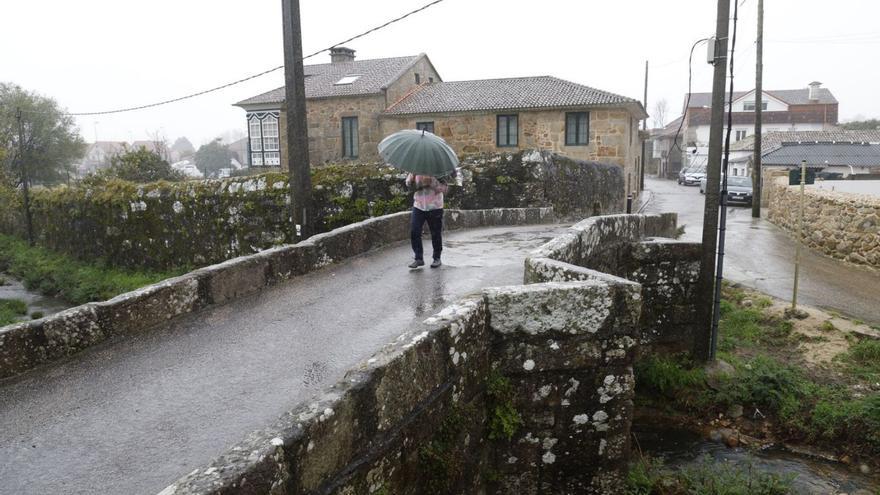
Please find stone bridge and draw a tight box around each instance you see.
[0,208,701,495]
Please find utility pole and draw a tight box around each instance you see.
[281,0,314,240]
[695,0,731,361]
[641,60,648,191]
[16,108,35,246]
[791,160,806,311]
[751,0,764,218]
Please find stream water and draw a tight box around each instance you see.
[632,424,880,495]
[0,273,70,323]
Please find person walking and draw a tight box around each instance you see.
[407,173,448,269]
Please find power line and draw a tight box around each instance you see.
[39,0,448,117]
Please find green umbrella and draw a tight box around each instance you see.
[378,129,459,177]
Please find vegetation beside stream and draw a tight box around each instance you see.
[0,233,179,307]
[628,284,880,494]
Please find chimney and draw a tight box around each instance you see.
[330,46,356,63]
[808,81,822,101]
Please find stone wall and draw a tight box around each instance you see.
[768,178,880,268]
[381,107,644,202]
[161,274,642,495]
[525,213,703,354]
[0,207,554,380]
[275,57,441,170]
[155,212,697,495]
[0,151,624,270]
[281,95,388,169]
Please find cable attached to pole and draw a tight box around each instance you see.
[671,38,710,154]
[708,0,740,360]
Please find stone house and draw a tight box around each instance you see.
[235,47,648,197]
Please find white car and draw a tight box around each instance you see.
[683,169,706,186]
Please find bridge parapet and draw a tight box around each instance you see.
[161,213,702,495]
[0,207,553,380]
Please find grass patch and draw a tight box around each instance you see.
[0,298,28,326]
[837,339,880,382]
[626,455,794,495]
[818,320,836,332]
[0,233,179,306]
[717,295,793,352]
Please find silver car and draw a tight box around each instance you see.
[699,175,753,205]
[681,166,706,186]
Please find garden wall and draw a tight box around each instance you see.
[0,150,624,270]
[769,178,880,269]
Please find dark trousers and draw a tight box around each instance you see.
[411,208,443,261]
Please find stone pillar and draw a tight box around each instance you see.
[483,280,641,494]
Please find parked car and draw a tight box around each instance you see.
[677,167,691,184]
[699,175,753,205]
[726,176,754,205]
[681,166,706,186]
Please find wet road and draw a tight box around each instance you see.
[645,177,880,325]
[0,224,564,495]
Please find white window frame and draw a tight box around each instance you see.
[262,115,279,152]
[249,116,262,152]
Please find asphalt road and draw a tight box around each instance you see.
[0,224,565,495]
[644,176,880,326]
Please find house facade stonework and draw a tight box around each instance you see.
[235,47,647,198]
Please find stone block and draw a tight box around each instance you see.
[195,256,269,306]
[485,282,622,338]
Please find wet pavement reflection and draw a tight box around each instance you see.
[644,177,880,326]
[0,223,565,495]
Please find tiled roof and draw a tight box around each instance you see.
[730,130,880,152]
[383,76,646,117]
[762,142,880,167]
[235,55,424,106]
[685,87,837,109]
[650,116,683,138]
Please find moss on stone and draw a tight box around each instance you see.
[418,403,477,493]
[0,151,624,271]
[486,370,523,441]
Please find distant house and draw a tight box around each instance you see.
[727,130,880,177]
[761,142,880,177]
[234,47,648,198]
[647,117,684,179]
[226,137,248,165]
[75,141,127,176]
[675,82,838,172]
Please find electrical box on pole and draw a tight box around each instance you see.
[706,36,718,65]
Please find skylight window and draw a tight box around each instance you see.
[334,75,362,85]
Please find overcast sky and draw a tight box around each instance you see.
[3,0,878,147]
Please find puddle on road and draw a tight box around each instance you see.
[633,424,880,495]
[0,273,70,324]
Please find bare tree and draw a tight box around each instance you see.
[147,129,171,162]
[652,99,669,129]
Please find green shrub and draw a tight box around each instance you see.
[0,298,28,326]
[635,354,705,397]
[717,356,812,421]
[30,311,44,320]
